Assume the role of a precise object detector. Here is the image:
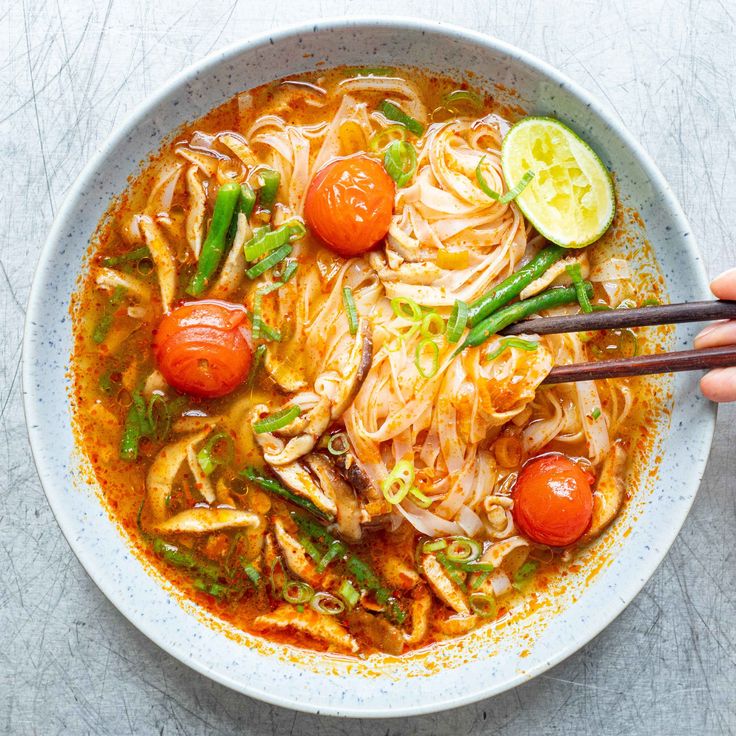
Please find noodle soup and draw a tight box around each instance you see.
[72,67,659,656]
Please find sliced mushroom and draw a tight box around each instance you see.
[146,428,212,524]
[332,449,379,500]
[272,518,322,586]
[421,554,469,615]
[581,440,627,544]
[305,453,362,542]
[187,445,216,504]
[379,556,420,591]
[346,609,404,655]
[139,215,177,313]
[436,614,479,636]
[270,461,337,518]
[152,508,260,534]
[253,605,358,653]
[184,165,206,258]
[478,536,530,575]
[404,584,432,644]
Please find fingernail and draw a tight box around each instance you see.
[694,323,717,343]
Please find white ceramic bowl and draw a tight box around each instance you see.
[23,17,715,717]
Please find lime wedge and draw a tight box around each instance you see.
[501,117,615,248]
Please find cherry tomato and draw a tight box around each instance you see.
[511,454,593,547]
[304,154,395,257]
[153,300,252,398]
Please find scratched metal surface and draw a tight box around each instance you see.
[2,1,735,734]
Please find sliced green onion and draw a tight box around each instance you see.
[383,140,417,187]
[92,285,126,344]
[446,536,482,563]
[415,338,440,379]
[443,89,483,109]
[591,407,601,420]
[378,100,424,136]
[434,551,467,589]
[258,169,280,207]
[317,539,347,573]
[102,246,150,267]
[422,538,448,554]
[242,561,261,587]
[193,579,229,598]
[386,598,407,625]
[310,591,345,615]
[470,569,491,590]
[452,560,494,573]
[369,124,407,152]
[268,557,286,595]
[146,393,170,441]
[153,539,220,580]
[283,580,314,604]
[239,183,257,219]
[252,405,301,434]
[342,286,359,336]
[345,557,383,592]
[327,432,349,456]
[642,297,660,307]
[348,66,395,77]
[279,259,298,283]
[391,296,422,322]
[244,469,333,522]
[299,534,323,564]
[566,263,593,313]
[484,337,539,362]
[513,560,539,590]
[246,344,266,388]
[246,244,292,279]
[381,459,415,505]
[409,486,433,509]
[244,220,305,262]
[447,300,469,343]
[251,289,281,342]
[196,431,234,476]
[421,312,446,339]
[476,156,534,203]
[469,592,497,617]
[338,579,360,609]
[119,390,149,460]
[258,320,281,343]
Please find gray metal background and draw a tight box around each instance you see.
[2,1,734,733]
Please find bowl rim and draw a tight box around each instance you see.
[22,15,716,718]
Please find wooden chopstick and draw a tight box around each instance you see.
[500,299,736,336]
[542,345,736,384]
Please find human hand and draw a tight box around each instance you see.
[694,268,736,401]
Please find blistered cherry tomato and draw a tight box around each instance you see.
[153,300,252,398]
[511,454,593,547]
[304,154,395,257]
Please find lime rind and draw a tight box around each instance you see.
[501,116,615,248]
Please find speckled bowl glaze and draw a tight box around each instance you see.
[23,17,715,717]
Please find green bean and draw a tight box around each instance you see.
[239,183,257,218]
[455,282,593,355]
[241,468,334,522]
[467,245,566,327]
[119,390,149,460]
[186,181,241,296]
[152,539,221,579]
[258,169,280,208]
[101,246,150,268]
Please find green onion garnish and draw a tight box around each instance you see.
[484,337,539,362]
[422,539,447,554]
[469,592,497,618]
[299,534,323,564]
[409,486,433,509]
[252,405,301,434]
[369,124,407,152]
[383,140,417,187]
[244,470,333,522]
[242,561,261,587]
[258,169,280,207]
[446,300,469,343]
[434,551,467,589]
[251,288,282,342]
[445,536,482,563]
[317,539,347,573]
[566,263,593,313]
[443,89,483,109]
[244,220,305,261]
[391,296,422,322]
[342,286,359,336]
[279,259,298,283]
[246,244,292,280]
[476,156,534,203]
[378,100,424,136]
[421,312,446,339]
[196,431,234,476]
[101,246,150,268]
[92,285,126,344]
[381,459,415,505]
[338,579,360,609]
[310,592,345,615]
[513,560,539,591]
[470,570,491,590]
[327,432,349,456]
[282,580,314,605]
[591,407,601,420]
[415,338,440,379]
